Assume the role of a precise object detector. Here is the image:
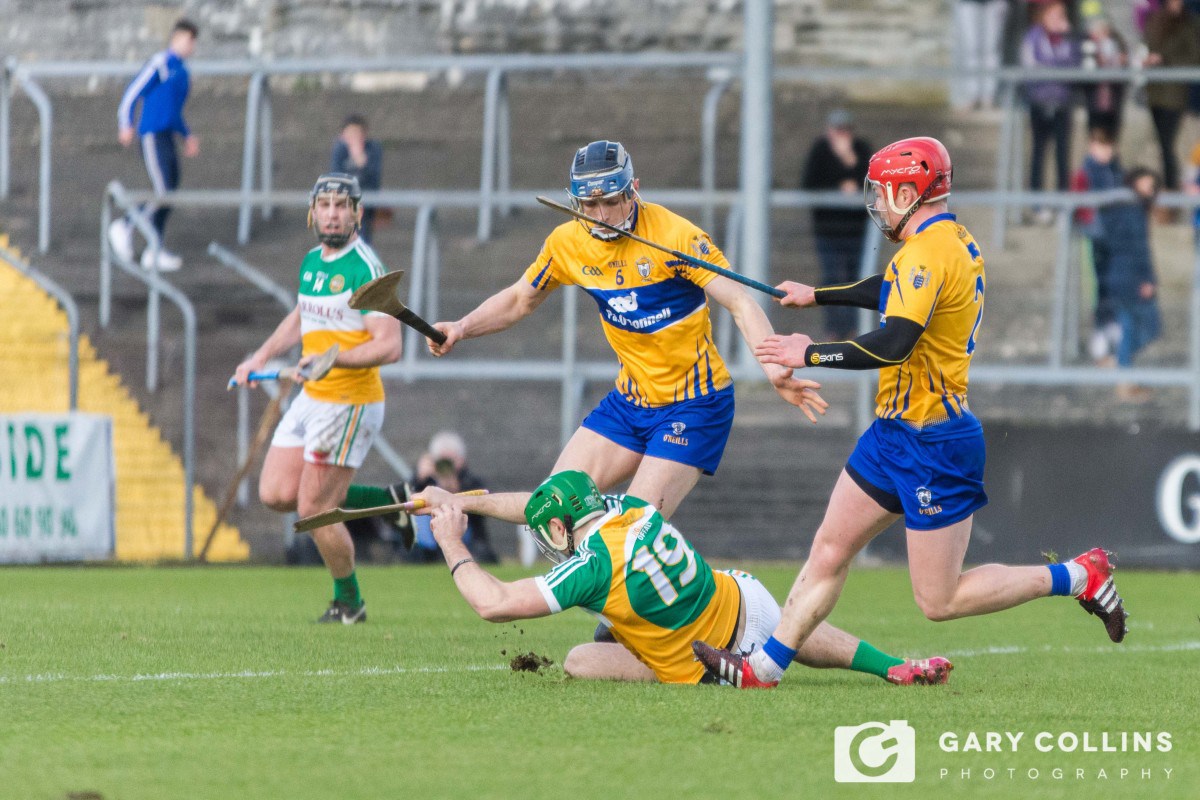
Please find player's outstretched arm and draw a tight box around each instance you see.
[427,278,551,357]
[411,486,532,524]
[430,506,551,622]
[755,316,924,372]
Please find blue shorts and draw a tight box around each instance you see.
[581,386,735,475]
[846,417,988,531]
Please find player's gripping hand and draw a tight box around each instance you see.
[430,505,469,548]
[409,485,455,516]
[231,355,268,388]
[775,281,817,309]
[755,333,814,371]
[427,321,464,357]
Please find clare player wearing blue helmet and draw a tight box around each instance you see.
[422,141,828,526]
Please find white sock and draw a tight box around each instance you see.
[1066,561,1088,596]
[748,649,786,683]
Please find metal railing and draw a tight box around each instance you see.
[9,56,1200,254]
[101,181,197,558]
[0,244,79,410]
[1,52,740,252]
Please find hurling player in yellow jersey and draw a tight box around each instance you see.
[232,174,402,624]
[694,138,1128,689]
[426,141,826,521]
[418,471,951,685]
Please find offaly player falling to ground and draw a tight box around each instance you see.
[419,471,951,686]
[694,137,1128,689]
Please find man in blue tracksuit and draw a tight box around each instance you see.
[110,18,199,272]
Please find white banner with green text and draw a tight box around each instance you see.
[0,413,115,562]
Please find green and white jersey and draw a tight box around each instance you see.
[533,496,740,684]
[296,239,388,404]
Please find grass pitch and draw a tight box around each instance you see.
[2,564,1197,800]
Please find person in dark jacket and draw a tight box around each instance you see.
[1143,0,1200,191]
[1077,151,1162,401]
[410,431,498,564]
[800,109,873,340]
[330,115,384,244]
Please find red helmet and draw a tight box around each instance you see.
[864,137,952,241]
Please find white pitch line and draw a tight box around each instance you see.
[945,640,1200,658]
[3,641,1197,686]
[0,663,510,686]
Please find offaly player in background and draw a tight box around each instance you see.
[694,137,1128,689]
[423,140,827,522]
[109,17,200,273]
[420,471,951,685]
[232,174,402,624]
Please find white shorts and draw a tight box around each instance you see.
[270,390,383,468]
[723,570,782,656]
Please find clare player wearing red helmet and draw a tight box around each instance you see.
[693,137,1129,689]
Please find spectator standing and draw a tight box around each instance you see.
[1143,0,1200,193]
[799,109,873,340]
[1021,0,1080,224]
[952,0,1012,111]
[109,18,200,272]
[1072,127,1124,366]
[1079,8,1128,139]
[330,115,383,244]
[1105,168,1163,402]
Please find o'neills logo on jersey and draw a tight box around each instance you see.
[299,299,345,320]
[916,486,942,516]
[662,431,689,446]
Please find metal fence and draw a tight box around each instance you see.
[9,55,1200,256]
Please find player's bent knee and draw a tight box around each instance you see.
[913,593,957,622]
[808,538,855,575]
[562,646,588,679]
[259,488,296,513]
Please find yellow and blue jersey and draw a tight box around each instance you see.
[521,201,732,408]
[876,213,985,434]
[533,496,739,684]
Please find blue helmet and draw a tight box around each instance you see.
[568,140,635,201]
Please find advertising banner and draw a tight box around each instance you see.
[0,412,115,562]
[868,426,1200,568]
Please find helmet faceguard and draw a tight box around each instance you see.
[308,172,363,249]
[524,470,606,564]
[863,137,952,243]
[566,140,638,241]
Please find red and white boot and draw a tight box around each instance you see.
[1072,548,1128,643]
